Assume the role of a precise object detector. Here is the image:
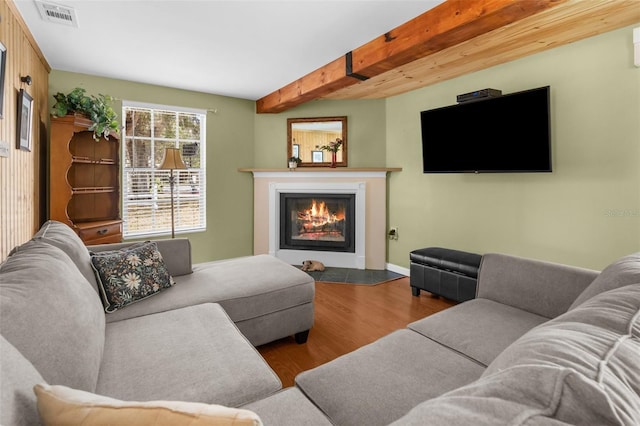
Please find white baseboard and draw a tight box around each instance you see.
[386,262,410,276]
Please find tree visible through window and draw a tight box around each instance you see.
[122,102,206,238]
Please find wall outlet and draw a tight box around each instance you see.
[388,227,398,240]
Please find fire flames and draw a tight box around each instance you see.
[297,200,344,232]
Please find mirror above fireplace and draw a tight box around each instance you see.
[287,116,347,167]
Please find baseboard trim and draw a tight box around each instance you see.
[386,263,410,276]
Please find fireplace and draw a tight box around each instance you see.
[280,193,355,252]
[266,181,368,269]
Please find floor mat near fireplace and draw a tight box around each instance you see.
[300,267,405,285]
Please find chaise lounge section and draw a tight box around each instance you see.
[89,241,315,346]
[40,220,315,347]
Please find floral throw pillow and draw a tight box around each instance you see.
[90,241,175,313]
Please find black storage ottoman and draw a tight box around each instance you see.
[409,247,482,302]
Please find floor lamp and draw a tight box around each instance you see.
[159,147,187,238]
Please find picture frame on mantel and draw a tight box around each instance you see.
[0,41,6,119]
[17,89,34,151]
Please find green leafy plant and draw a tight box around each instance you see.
[319,138,342,153]
[288,156,302,165]
[52,87,120,140]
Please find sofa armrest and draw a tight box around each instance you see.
[477,253,598,319]
[87,238,193,277]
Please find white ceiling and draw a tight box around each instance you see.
[14,0,444,100]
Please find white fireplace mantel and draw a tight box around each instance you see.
[241,167,401,270]
[269,182,366,269]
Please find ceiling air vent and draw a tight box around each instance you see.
[35,0,78,28]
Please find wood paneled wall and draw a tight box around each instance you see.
[292,129,342,163]
[0,0,50,261]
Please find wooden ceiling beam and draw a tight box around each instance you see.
[256,0,568,113]
[324,0,640,100]
[255,56,356,114]
[349,0,566,77]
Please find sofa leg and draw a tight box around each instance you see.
[294,330,310,344]
[411,286,420,297]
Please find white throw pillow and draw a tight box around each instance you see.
[34,384,263,426]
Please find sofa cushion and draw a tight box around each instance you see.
[0,240,105,392]
[89,238,193,277]
[30,220,100,293]
[97,303,281,407]
[0,336,45,426]
[391,364,621,426]
[295,329,485,426]
[408,298,548,366]
[241,388,333,426]
[90,241,175,312]
[569,252,640,309]
[102,255,315,325]
[477,253,598,319]
[485,284,640,425]
[34,384,263,426]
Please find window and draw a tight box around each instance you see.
[122,101,206,238]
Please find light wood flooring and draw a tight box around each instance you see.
[257,277,456,387]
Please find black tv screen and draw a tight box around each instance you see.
[420,86,551,173]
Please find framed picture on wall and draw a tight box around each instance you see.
[0,41,6,119]
[293,144,299,158]
[17,89,34,151]
[312,150,323,163]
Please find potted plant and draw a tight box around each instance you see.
[320,138,342,167]
[288,156,302,169]
[52,87,120,140]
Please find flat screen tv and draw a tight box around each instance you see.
[420,86,551,173]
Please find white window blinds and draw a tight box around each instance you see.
[122,102,206,238]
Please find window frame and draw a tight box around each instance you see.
[121,100,207,239]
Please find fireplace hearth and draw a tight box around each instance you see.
[280,193,355,252]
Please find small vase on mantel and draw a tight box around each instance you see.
[330,152,337,168]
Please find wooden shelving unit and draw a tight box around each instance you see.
[49,114,122,244]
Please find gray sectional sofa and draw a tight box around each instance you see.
[1,219,639,425]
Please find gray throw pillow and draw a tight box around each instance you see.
[569,252,640,309]
[90,241,175,313]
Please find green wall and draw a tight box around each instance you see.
[49,24,640,270]
[253,99,386,168]
[386,24,640,270]
[49,71,256,263]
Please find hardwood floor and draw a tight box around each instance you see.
[257,277,456,387]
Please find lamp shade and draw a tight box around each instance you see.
[159,148,187,170]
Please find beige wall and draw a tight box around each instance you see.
[49,71,256,263]
[386,24,640,270]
